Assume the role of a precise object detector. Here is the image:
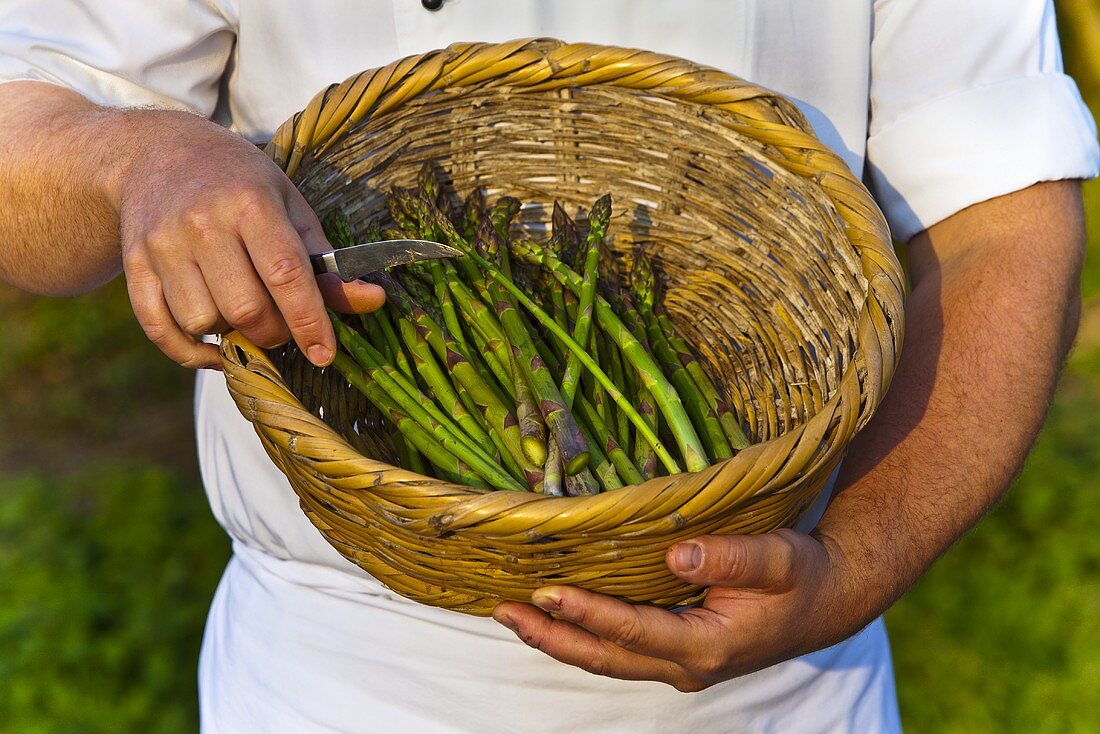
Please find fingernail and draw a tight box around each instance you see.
[307,344,332,365]
[531,590,561,613]
[494,613,518,632]
[671,542,702,572]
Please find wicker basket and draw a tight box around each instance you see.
[220,39,904,616]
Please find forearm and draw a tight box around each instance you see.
[0,81,187,295]
[818,180,1086,624]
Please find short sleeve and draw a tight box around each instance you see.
[0,0,236,116]
[865,0,1100,242]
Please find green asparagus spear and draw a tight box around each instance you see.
[542,441,564,496]
[656,304,751,450]
[371,271,542,487]
[477,221,590,475]
[513,354,549,467]
[331,352,489,488]
[332,317,523,491]
[630,250,733,461]
[614,294,660,479]
[507,238,706,473]
[573,393,644,486]
[560,194,611,408]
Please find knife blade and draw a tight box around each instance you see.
[309,239,462,282]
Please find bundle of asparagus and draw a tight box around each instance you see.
[324,163,749,496]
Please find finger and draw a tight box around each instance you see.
[284,188,387,314]
[159,259,229,336]
[316,273,387,314]
[667,529,805,591]
[518,585,722,668]
[186,224,289,349]
[281,183,330,254]
[124,255,222,370]
[234,188,333,365]
[492,601,693,689]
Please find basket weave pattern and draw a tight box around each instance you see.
[221,39,905,615]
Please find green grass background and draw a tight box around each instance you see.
[1,6,1098,731]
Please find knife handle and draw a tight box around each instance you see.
[309,251,338,277]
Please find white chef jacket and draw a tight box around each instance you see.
[2,2,1097,732]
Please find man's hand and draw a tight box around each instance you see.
[0,81,384,370]
[494,530,860,692]
[115,110,384,369]
[493,179,1086,689]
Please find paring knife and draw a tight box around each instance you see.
[309,239,462,282]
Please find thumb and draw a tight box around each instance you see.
[667,530,806,590]
[316,272,387,314]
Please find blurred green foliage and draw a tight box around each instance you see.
[0,5,1098,732]
[0,278,199,469]
[0,279,229,733]
[0,464,228,734]
[888,353,1100,732]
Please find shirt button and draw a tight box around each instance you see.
[422,0,443,9]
